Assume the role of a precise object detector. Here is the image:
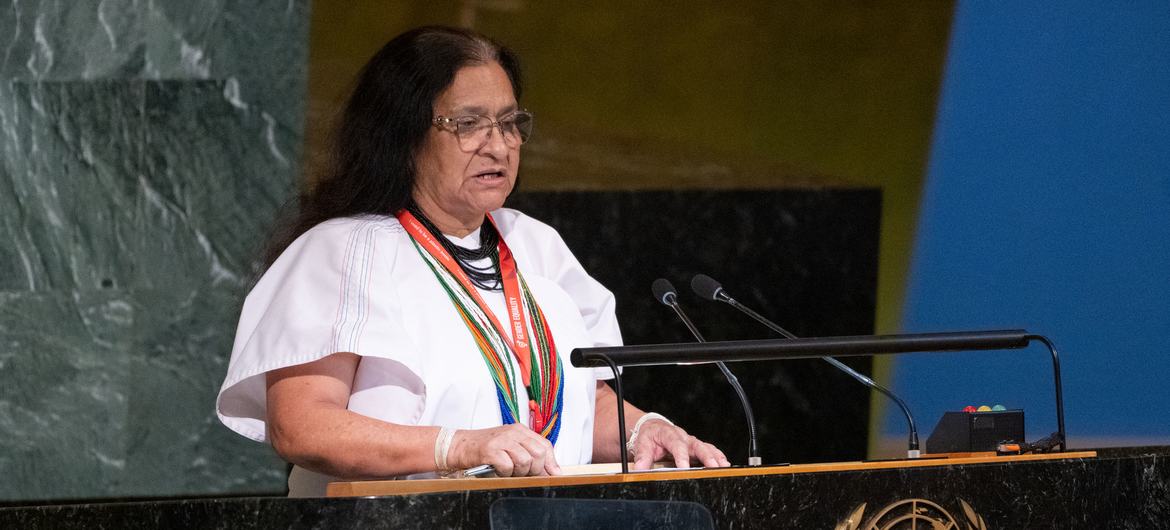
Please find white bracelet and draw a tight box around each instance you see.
[626,412,673,455]
[434,427,457,472]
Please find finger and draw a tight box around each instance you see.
[527,432,558,473]
[501,425,542,476]
[535,437,562,475]
[694,442,724,468]
[489,450,515,477]
[684,436,730,468]
[503,444,534,477]
[713,447,731,468]
[633,446,655,471]
[632,432,663,470]
[517,437,550,476]
[669,438,692,469]
[544,453,563,476]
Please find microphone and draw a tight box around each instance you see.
[651,278,763,466]
[691,274,922,459]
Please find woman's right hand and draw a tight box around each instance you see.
[447,424,562,477]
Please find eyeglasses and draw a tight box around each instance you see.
[432,110,534,151]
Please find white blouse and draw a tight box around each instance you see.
[215,208,622,496]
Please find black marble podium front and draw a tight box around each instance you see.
[3,446,1167,529]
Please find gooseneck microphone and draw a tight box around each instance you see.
[652,278,763,466]
[691,274,921,459]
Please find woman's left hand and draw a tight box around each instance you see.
[630,419,731,470]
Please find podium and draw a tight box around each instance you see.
[325,452,1092,498]
[3,447,1169,528]
[322,452,1104,528]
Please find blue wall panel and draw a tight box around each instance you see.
[887,2,1170,445]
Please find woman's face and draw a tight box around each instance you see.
[413,61,520,228]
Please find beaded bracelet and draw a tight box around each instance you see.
[625,412,673,455]
[434,427,457,472]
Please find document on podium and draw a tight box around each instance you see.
[557,463,702,476]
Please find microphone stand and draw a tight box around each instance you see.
[654,280,762,465]
[693,275,921,458]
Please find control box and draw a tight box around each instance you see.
[925,409,1024,453]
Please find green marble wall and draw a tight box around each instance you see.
[0,1,309,500]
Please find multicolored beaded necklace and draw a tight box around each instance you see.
[397,209,564,443]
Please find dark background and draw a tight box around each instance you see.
[509,189,882,464]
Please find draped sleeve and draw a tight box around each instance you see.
[215,217,424,442]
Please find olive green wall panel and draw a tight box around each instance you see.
[307,1,953,336]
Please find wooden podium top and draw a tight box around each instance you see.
[325,450,1096,497]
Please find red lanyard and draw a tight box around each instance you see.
[397,210,534,388]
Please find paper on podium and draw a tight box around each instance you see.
[557,462,702,476]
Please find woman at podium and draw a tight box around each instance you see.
[214,26,728,496]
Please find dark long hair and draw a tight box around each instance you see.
[263,25,523,268]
